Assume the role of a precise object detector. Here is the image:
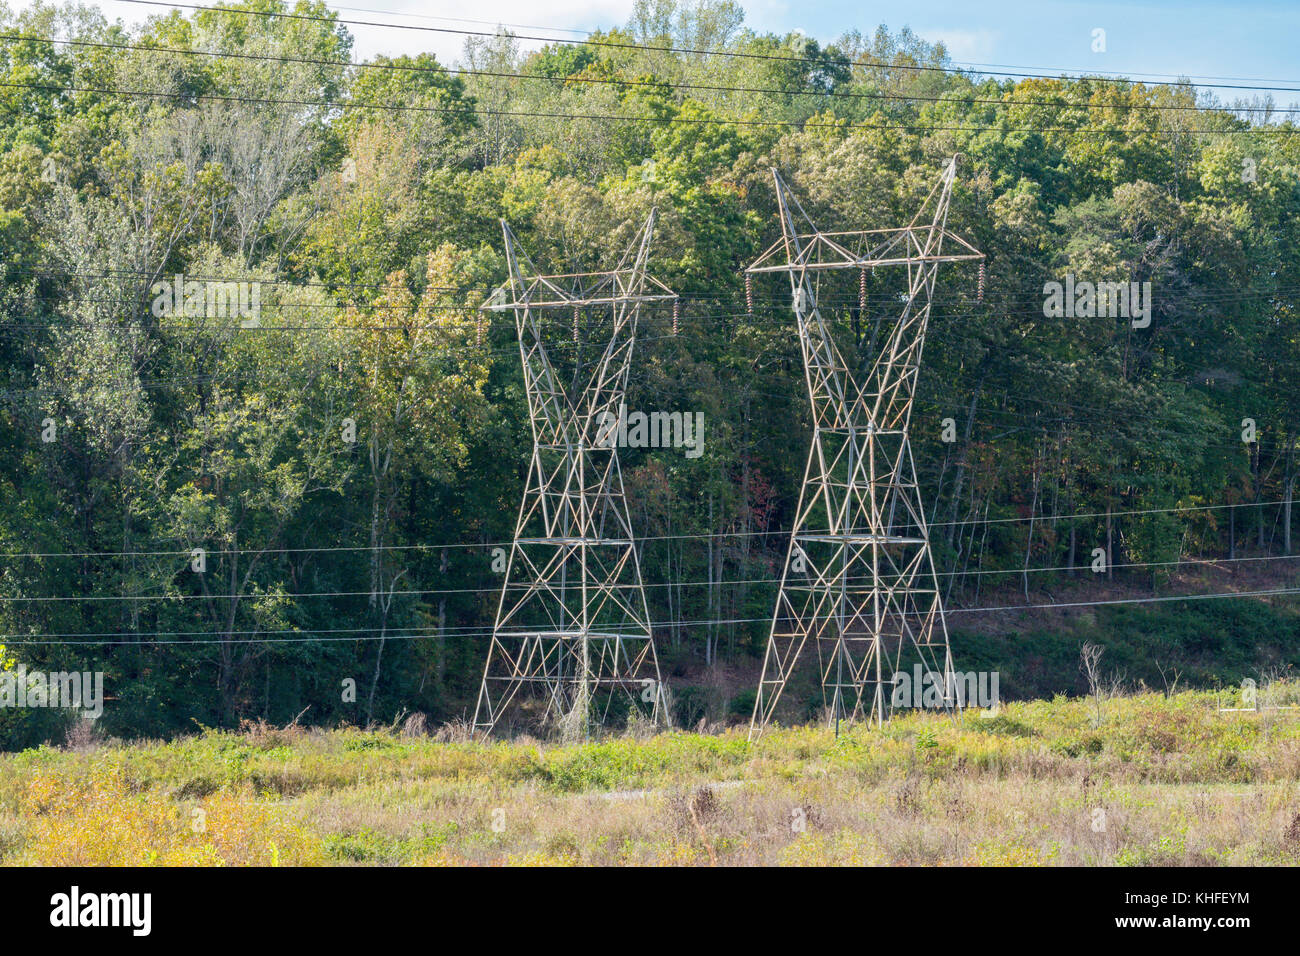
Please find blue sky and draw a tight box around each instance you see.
[22,0,1300,107]
[757,0,1300,106]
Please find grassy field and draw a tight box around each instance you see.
[2,686,1299,866]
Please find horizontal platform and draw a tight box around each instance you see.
[746,225,984,274]
[480,676,657,686]
[511,536,635,547]
[492,630,653,641]
[794,533,929,545]
[483,292,677,311]
[747,253,983,274]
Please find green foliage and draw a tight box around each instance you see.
[0,0,1296,747]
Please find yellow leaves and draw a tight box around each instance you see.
[14,766,324,866]
[654,841,703,866]
[1005,77,1071,103]
[329,244,490,476]
[780,829,888,866]
[503,848,581,866]
[403,847,472,866]
[962,839,1060,866]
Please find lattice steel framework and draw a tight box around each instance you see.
[472,212,675,737]
[747,158,984,737]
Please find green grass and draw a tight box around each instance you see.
[2,685,1298,865]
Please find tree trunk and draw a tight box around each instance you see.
[706,493,715,667]
[1229,503,1236,560]
[435,548,448,693]
[1106,503,1114,581]
[1023,444,1042,603]
[1252,439,1264,550]
[945,378,984,549]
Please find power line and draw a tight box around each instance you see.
[946,586,1300,615]
[0,499,1285,561]
[111,0,1300,96]
[3,584,1298,644]
[1,77,1291,137]
[328,4,597,38]
[8,31,1299,117]
[1,550,1297,603]
[14,270,1300,304]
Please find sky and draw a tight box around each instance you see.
[11,0,1300,107]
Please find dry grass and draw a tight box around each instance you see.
[1,685,1298,866]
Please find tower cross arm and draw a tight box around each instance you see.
[746,227,983,274]
[481,273,677,311]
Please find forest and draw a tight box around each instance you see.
[0,0,1297,747]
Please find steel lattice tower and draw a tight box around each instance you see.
[747,158,984,737]
[473,212,675,737]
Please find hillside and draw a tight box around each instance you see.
[0,0,1297,745]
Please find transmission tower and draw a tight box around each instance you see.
[472,212,676,737]
[747,158,984,737]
